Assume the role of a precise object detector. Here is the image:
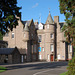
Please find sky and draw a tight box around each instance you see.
[17,0,65,23]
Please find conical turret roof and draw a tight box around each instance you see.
[45,12,54,24]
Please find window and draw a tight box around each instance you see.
[33,45,36,52]
[24,33,25,37]
[21,55,24,63]
[50,44,54,52]
[47,54,49,60]
[12,33,14,38]
[47,24,49,29]
[57,54,60,59]
[42,47,44,51]
[5,55,8,60]
[69,44,72,52]
[50,33,53,39]
[24,55,26,59]
[31,34,33,38]
[39,55,41,59]
[38,35,42,42]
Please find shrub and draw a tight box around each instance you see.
[67,54,75,75]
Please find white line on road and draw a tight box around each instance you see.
[33,68,67,75]
[33,63,67,75]
[33,69,54,75]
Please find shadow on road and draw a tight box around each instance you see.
[0,61,68,71]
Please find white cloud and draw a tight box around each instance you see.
[32,3,38,8]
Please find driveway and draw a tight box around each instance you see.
[0,61,68,75]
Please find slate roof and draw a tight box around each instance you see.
[22,21,31,26]
[45,13,54,24]
[21,20,31,31]
[0,48,15,54]
[59,22,66,29]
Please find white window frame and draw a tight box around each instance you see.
[47,54,49,60]
[21,55,24,63]
[47,24,49,29]
[42,47,44,51]
[69,44,72,52]
[57,54,60,59]
[12,33,14,39]
[38,35,42,42]
[24,33,25,37]
[39,55,41,59]
[50,44,54,52]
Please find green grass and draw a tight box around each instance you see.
[0,66,6,72]
[60,72,67,75]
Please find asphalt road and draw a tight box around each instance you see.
[0,61,68,75]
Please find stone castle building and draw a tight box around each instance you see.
[3,12,73,62]
[3,17,38,62]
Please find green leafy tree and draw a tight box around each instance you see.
[0,31,3,40]
[0,0,21,34]
[59,0,75,75]
[67,56,75,75]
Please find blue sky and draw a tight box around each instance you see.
[17,0,65,23]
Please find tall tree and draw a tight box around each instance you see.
[59,0,75,53]
[0,0,21,34]
[59,0,75,75]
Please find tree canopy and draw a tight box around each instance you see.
[0,0,21,34]
[59,0,75,75]
[59,0,75,47]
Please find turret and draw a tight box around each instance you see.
[45,12,54,33]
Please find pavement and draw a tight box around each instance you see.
[0,61,68,75]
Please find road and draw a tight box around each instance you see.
[0,61,68,75]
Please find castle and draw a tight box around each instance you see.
[3,12,73,63]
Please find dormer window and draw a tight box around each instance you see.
[38,23,43,30]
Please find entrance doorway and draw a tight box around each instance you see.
[50,55,53,61]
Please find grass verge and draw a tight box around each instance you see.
[0,66,6,72]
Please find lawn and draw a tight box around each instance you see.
[0,66,6,72]
[60,72,67,75]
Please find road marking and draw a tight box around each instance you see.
[33,69,54,75]
[33,63,68,75]
[33,68,67,75]
[33,63,58,75]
